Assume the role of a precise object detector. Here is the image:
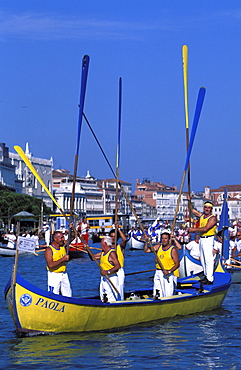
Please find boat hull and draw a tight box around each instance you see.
[127,236,145,250]
[0,246,29,257]
[178,249,203,278]
[5,265,231,335]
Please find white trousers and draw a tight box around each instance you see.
[47,271,72,297]
[153,270,177,298]
[199,236,215,282]
[100,274,120,302]
[117,267,125,300]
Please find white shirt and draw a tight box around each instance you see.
[235,239,241,253]
[186,240,200,259]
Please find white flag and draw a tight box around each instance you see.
[17,237,36,254]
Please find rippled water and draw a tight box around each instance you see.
[1,244,241,369]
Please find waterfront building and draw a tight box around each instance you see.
[97,178,132,215]
[0,143,22,192]
[53,170,103,217]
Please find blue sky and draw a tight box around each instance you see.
[1,1,241,193]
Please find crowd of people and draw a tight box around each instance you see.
[43,203,241,303]
[3,205,241,303]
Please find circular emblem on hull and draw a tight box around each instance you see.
[20,294,32,307]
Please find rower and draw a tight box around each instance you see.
[144,230,180,298]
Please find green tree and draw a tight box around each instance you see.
[0,187,52,221]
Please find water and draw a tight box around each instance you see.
[1,243,241,369]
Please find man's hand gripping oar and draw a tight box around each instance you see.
[79,234,120,295]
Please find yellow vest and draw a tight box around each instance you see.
[100,249,115,271]
[116,244,124,268]
[199,214,216,236]
[156,245,179,277]
[47,245,66,273]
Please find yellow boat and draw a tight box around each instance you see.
[5,261,231,336]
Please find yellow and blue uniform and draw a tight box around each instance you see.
[153,244,178,298]
[47,245,72,297]
[47,245,67,273]
[199,213,216,283]
[100,249,114,272]
[199,214,216,236]
[99,248,120,302]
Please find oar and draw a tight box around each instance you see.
[182,45,192,225]
[82,113,165,270]
[115,77,122,248]
[225,264,241,269]
[68,55,90,255]
[69,55,90,217]
[14,145,69,222]
[82,240,120,294]
[125,269,156,276]
[230,258,241,265]
[172,87,206,230]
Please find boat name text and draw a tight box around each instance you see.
[35,298,65,312]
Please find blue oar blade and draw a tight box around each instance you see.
[184,87,206,171]
[76,55,90,155]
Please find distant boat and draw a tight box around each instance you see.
[179,248,241,284]
[68,239,87,259]
[0,245,30,257]
[126,236,145,250]
[4,259,231,336]
[178,248,203,278]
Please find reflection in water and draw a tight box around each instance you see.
[2,246,241,368]
[7,331,130,368]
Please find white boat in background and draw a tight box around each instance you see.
[178,248,203,278]
[179,248,241,284]
[126,236,145,250]
[0,245,29,257]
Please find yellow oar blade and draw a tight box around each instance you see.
[14,145,63,213]
[182,44,189,129]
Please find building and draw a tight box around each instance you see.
[97,178,132,215]
[9,143,53,209]
[0,143,22,192]
[53,170,103,217]
[204,185,241,222]
[135,178,185,223]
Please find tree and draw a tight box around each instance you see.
[0,187,52,222]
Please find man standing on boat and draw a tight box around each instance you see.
[109,222,127,300]
[45,230,72,297]
[144,231,180,298]
[187,199,217,285]
[3,230,16,249]
[86,235,121,302]
[77,218,89,244]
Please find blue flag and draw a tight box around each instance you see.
[218,187,229,260]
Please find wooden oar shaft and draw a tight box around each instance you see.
[172,171,186,231]
[84,244,120,294]
[125,269,156,276]
[230,258,241,265]
[226,263,241,269]
[117,182,165,271]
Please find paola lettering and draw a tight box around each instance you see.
[35,298,65,312]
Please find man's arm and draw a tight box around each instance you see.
[101,251,121,275]
[189,215,217,234]
[170,248,180,272]
[171,234,183,250]
[115,222,127,248]
[187,196,202,218]
[45,247,69,269]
